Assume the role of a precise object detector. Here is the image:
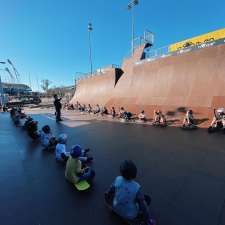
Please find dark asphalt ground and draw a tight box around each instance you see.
[1,112,225,225]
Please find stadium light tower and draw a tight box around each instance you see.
[0,61,6,106]
[128,0,139,56]
[88,22,93,75]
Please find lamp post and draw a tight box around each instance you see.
[0,61,6,106]
[88,22,93,75]
[128,0,139,56]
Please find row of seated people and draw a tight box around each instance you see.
[10,110,95,182]
[66,102,225,131]
[75,102,168,126]
[9,109,154,225]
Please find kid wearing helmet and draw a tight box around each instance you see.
[65,145,95,184]
[40,125,57,151]
[105,160,152,224]
[55,134,93,163]
[55,133,70,162]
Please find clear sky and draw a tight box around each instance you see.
[0,0,224,91]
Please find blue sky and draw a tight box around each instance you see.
[0,0,224,91]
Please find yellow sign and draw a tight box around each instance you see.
[169,28,225,52]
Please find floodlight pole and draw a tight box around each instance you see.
[88,22,93,75]
[128,0,139,56]
[0,61,6,106]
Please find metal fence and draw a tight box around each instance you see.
[75,64,120,81]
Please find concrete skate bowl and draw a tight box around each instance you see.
[106,44,225,127]
[70,67,123,106]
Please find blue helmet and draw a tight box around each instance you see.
[70,145,82,158]
[58,133,68,144]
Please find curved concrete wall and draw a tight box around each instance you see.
[107,44,225,116]
[70,67,122,106]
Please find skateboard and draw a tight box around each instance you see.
[74,180,90,191]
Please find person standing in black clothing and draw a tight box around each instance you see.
[54,94,62,122]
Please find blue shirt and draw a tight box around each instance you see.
[113,176,140,220]
[40,131,53,147]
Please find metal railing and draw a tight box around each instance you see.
[144,45,170,59]
[138,37,225,63]
[75,64,120,82]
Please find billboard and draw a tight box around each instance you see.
[169,28,225,52]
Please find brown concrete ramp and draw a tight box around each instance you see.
[106,44,225,124]
[71,67,123,106]
[71,43,225,126]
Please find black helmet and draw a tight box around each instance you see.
[42,125,51,133]
[120,160,137,180]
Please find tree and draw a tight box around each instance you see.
[41,79,52,92]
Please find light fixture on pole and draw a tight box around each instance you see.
[88,22,93,75]
[128,0,139,56]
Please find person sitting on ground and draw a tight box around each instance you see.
[208,108,225,132]
[63,102,68,110]
[101,107,108,116]
[119,107,125,118]
[119,107,133,121]
[65,145,95,185]
[27,120,40,139]
[3,105,8,112]
[17,107,26,119]
[75,101,79,110]
[10,107,20,126]
[40,125,57,151]
[94,104,101,114]
[23,116,33,130]
[78,103,83,111]
[87,104,93,113]
[105,160,151,224]
[111,107,116,118]
[10,107,16,118]
[55,134,93,163]
[153,110,167,126]
[77,103,81,110]
[124,111,133,121]
[55,134,70,162]
[138,110,147,122]
[183,109,196,128]
[70,104,75,110]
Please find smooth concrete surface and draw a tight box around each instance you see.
[1,112,225,225]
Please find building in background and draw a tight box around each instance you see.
[1,82,32,95]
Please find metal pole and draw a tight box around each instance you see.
[0,75,3,106]
[128,0,138,56]
[0,62,6,106]
[131,7,134,56]
[88,22,93,75]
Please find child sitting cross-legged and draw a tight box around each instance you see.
[40,125,57,151]
[55,133,69,162]
[105,160,153,225]
[65,145,95,184]
[55,134,93,163]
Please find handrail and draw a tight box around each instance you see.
[137,37,225,64]
[75,64,120,81]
